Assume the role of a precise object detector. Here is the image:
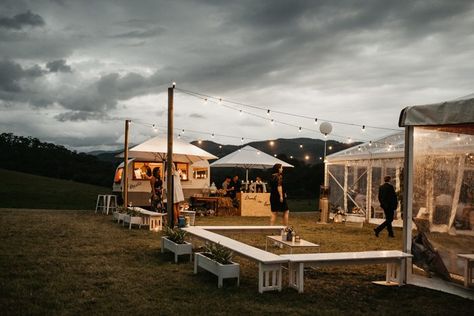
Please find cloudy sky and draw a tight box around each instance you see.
[1,0,473,152]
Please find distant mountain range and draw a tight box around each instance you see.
[89,138,358,165]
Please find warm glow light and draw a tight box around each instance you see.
[290,155,294,159]
[305,155,309,160]
[274,154,277,157]
[219,145,222,148]
[270,140,274,146]
[299,144,303,148]
[328,145,333,150]
[198,140,202,144]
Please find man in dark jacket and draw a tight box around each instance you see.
[374,176,398,237]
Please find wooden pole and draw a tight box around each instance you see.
[166,86,174,227]
[123,119,130,208]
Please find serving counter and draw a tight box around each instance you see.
[238,192,271,216]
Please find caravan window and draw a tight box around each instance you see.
[114,168,123,183]
[193,168,208,179]
[175,162,189,181]
[133,162,163,180]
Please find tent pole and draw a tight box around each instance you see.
[246,168,249,191]
[167,85,175,227]
[123,120,130,208]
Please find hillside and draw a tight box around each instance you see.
[0,169,111,210]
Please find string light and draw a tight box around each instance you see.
[369,141,372,146]
[152,124,158,133]
[314,118,318,125]
[175,87,400,132]
[211,133,215,138]
[328,145,333,150]
[456,134,461,141]
[239,110,243,115]
[362,125,366,132]
[267,109,270,116]
[274,154,277,157]
[178,134,181,139]
[270,119,274,125]
[182,129,185,134]
[347,137,352,143]
[299,144,303,148]
[305,155,309,160]
[241,137,244,142]
[219,145,222,148]
[290,155,294,159]
[298,127,302,132]
[198,140,202,144]
[269,140,274,146]
[172,81,176,88]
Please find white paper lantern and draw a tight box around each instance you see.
[319,122,333,135]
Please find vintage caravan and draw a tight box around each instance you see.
[112,136,217,206]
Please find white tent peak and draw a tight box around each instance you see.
[116,135,217,163]
[210,145,293,169]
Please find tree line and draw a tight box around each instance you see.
[0,133,114,187]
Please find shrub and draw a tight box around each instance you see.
[203,242,233,265]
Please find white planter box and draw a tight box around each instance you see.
[194,252,240,288]
[161,237,193,263]
[113,211,124,222]
[123,215,143,229]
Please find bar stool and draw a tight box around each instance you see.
[106,195,118,215]
[95,195,107,213]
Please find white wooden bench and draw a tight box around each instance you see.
[458,254,474,288]
[183,226,288,293]
[196,225,285,234]
[281,250,412,293]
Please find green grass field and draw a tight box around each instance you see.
[0,169,111,210]
[1,210,473,315]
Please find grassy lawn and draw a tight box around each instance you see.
[0,169,111,210]
[0,210,472,315]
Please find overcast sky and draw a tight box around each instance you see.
[1,0,473,152]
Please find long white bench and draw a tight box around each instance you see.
[281,250,412,293]
[183,226,288,293]
[196,225,285,234]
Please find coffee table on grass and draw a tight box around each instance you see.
[265,235,320,254]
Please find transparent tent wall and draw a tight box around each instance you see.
[328,164,344,212]
[411,126,474,284]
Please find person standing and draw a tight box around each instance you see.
[269,163,289,226]
[374,176,398,237]
[150,167,163,212]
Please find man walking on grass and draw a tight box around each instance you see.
[374,176,398,238]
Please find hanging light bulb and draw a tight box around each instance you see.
[204,98,208,104]
[299,144,303,148]
[211,133,215,138]
[182,129,185,134]
[267,109,270,116]
[305,155,309,160]
[219,145,222,149]
[290,155,294,159]
[456,134,461,141]
[298,127,302,132]
[328,145,333,150]
[319,157,322,160]
[361,125,366,132]
[198,140,202,144]
[218,98,222,103]
[152,124,158,133]
[314,118,318,125]
[239,110,243,115]
[269,140,274,146]
[178,134,181,139]
[257,151,261,155]
[347,137,352,143]
[274,154,277,157]
[369,141,372,146]
[172,81,176,88]
[270,119,274,125]
[358,146,361,151]
[241,137,244,142]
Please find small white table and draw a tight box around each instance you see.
[458,254,474,288]
[265,235,320,254]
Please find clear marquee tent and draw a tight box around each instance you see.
[399,95,474,298]
[327,95,474,298]
[325,132,405,226]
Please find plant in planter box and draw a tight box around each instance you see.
[123,207,143,229]
[194,242,240,288]
[161,226,192,263]
[113,206,127,222]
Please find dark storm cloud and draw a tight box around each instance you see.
[54,111,107,122]
[46,59,72,73]
[0,60,44,93]
[0,11,45,30]
[111,26,165,39]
